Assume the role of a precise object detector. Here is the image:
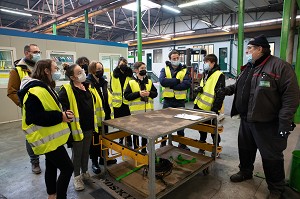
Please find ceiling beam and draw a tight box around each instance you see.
[43,0,136,33]
[27,0,118,32]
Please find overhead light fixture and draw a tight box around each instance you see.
[123,0,161,12]
[0,8,32,16]
[94,24,112,29]
[178,0,213,8]
[24,8,59,16]
[174,30,195,35]
[200,20,212,25]
[162,5,181,13]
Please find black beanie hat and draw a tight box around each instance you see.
[248,34,270,48]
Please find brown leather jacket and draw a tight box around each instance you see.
[7,59,32,107]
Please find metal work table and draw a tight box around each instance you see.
[102,107,219,199]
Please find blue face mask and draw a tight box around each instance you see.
[171,60,180,67]
[52,71,61,81]
[203,63,210,71]
[32,53,41,63]
[246,54,253,63]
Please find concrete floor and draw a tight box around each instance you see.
[1,80,300,199]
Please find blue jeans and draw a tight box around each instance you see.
[161,98,185,145]
[26,139,39,164]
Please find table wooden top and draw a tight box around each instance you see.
[103,107,217,139]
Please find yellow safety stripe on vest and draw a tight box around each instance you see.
[128,79,154,115]
[16,67,29,81]
[162,66,187,99]
[89,86,105,127]
[194,70,222,111]
[22,86,70,155]
[111,73,131,107]
[29,128,70,148]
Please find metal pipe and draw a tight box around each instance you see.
[137,0,142,61]
[287,0,297,64]
[237,0,244,75]
[294,25,300,123]
[84,10,89,39]
[279,0,292,61]
[43,0,135,33]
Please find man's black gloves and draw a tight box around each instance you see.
[279,122,296,138]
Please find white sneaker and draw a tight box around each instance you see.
[74,175,85,191]
[81,172,90,180]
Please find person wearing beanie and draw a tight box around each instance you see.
[224,34,299,199]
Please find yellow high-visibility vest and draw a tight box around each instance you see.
[128,79,154,115]
[22,86,70,155]
[162,66,187,100]
[110,73,131,107]
[194,70,222,111]
[62,84,98,140]
[107,89,114,119]
[16,67,29,81]
[89,86,105,127]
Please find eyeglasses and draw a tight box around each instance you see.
[29,51,41,54]
[246,45,256,50]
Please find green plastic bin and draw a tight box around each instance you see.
[289,150,300,192]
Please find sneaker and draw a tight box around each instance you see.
[99,157,117,165]
[74,175,85,191]
[198,149,205,155]
[178,144,190,151]
[230,171,253,182]
[211,152,220,158]
[31,163,41,174]
[81,172,90,180]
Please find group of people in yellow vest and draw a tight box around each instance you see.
[10,44,224,199]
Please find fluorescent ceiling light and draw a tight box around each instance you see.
[200,20,212,25]
[178,0,213,8]
[174,30,195,35]
[162,5,181,13]
[0,8,32,16]
[94,24,112,29]
[123,0,161,12]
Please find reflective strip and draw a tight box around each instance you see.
[112,92,121,96]
[110,111,114,117]
[29,128,70,147]
[112,99,122,103]
[130,101,145,106]
[73,117,80,123]
[24,125,43,135]
[131,109,153,115]
[202,91,214,98]
[195,96,213,107]
[72,129,83,136]
[174,90,187,95]
[96,107,104,112]
[163,88,174,93]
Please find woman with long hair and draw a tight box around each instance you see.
[18,59,74,199]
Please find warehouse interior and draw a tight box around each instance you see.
[0,0,300,199]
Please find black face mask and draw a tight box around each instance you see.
[120,64,127,71]
[82,64,88,74]
[95,70,104,78]
[139,69,147,76]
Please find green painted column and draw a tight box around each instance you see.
[279,0,292,61]
[294,26,300,123]
[136,0,142,61]
[297,0,300,7]
[52,23,57,35]
[237,0,245,75]
[84,10,89,39]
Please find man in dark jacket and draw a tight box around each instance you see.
[159,50,192,150]
[225,35,299,199]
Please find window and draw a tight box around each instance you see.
[204,44,214,54]
[269,42,275,55]
[153,49,162,63]
[135,51,145,56]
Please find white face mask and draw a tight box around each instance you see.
[203,63,210,71]
[171,60,180,67]
[77,72,86,82]
[32,53,41,63]
[51,71,61,81]
[246,54,253,63]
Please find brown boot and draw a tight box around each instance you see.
[32,163,41,174]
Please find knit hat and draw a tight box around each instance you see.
[248,34,270,48]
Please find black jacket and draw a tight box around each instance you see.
[17,78,63,127]
[124,76,158,101]
[225,55,300,131]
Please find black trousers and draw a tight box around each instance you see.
[238,118,287,192]
[45,145,73,199]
